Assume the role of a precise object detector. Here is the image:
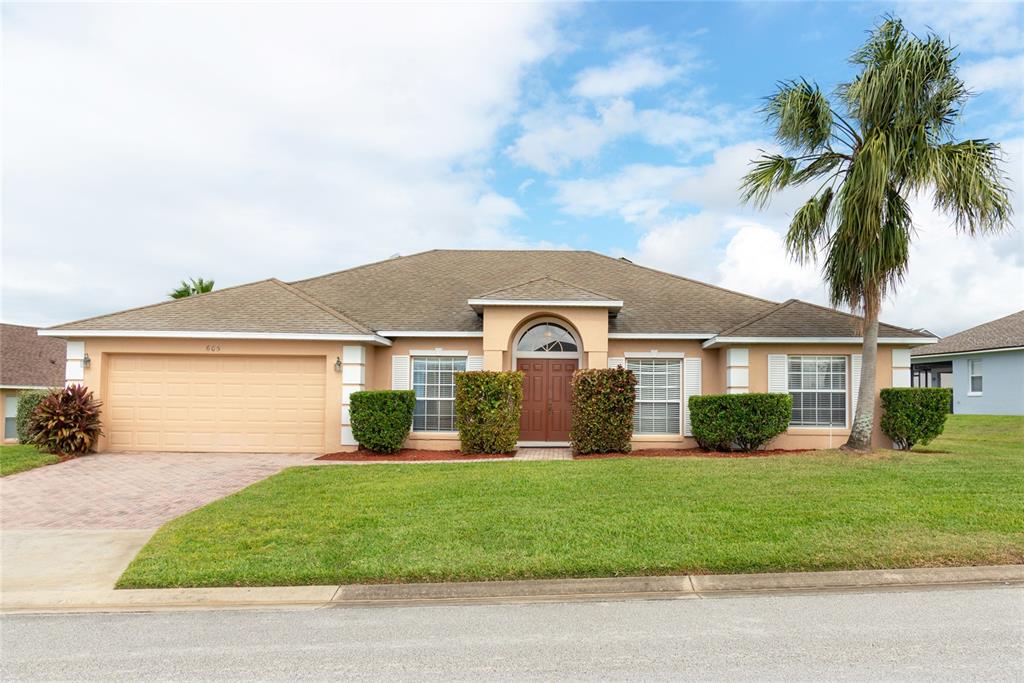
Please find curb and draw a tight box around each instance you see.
[2,565,1021,614]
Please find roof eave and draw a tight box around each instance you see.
[911,345,1024,360]
[38,329,392,346]
[467,299,624,314]
[702,336,938,349]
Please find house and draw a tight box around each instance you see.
[911,310,1024,416]
[1,323,66,442]
[39,250,935,453]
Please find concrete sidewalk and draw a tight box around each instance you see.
[3,565,1021,614]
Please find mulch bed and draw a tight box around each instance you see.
[575,448,813,459]
[317,449,513,461]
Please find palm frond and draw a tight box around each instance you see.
[763,80,834,152]
[739,154,798,208]
[785,187,835,264]
[929,140,1014,234]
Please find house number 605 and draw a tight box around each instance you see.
[206,344,221,352]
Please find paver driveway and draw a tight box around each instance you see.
[1,452,315,596]
[1,452,316,530]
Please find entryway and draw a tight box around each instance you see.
[517,358,577,442]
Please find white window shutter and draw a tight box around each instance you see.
[851,354,862,409]
[683,357,702,436]
[608,356,625,369]
[391,355,410,390]
[466,356,484,371]
[768,354,788,394]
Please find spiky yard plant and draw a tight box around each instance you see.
[741,17,1013,450]
[169,277,215,299]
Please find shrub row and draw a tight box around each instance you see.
[880,387,952,449]
[22,385,104,455]
[689,393,792,452]
[570,367,636,454]
[455,371,523,454]
[348,390,416,454]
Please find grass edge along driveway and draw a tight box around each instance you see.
[0,444,60,477]
[118,415,1024,588]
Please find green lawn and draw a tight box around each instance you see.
[0,444,60,477]
[118,415,1024,588]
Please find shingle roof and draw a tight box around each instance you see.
[473,276,616,302]
[50,279,372,335]
[1,324,66,387]
[718,299,925,339]
[45,249,926,339]
[911,309,1024,356]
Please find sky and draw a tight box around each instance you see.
[2,1,1022,336]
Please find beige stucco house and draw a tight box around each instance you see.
[40,250,935,453]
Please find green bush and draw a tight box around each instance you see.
[16,389,51,442]
[570,368,636,454]
[349,390,416,454]
[880,387,952,450]
[27,384,104,455]
[689,393,792,452]
[455,371,523,454]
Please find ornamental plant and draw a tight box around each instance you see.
[27,385,104,455]
[689,394,792,452]
[454,371,523,454]
[15,389,50,442]
[570,367,636,454]
[349,390,416,454]
[880,387,952,449]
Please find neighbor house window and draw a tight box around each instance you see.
[969,359,983,395]
[788,355,847,427]
[412,356,466,431]
[4,395,19,440]
[627,359,681,434]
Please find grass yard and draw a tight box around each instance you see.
[118,415,1024,588]
[0,444,60,477]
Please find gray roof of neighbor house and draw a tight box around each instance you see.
[911,309,1024,356]
[716,299,919,339]
[45,250,928,339]
[0,323,66,387]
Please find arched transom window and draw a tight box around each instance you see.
[516,322,578,353]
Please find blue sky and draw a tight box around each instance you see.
[3,2,1022,335]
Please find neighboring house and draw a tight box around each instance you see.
[40,250,935,453]
[911,310,1024,416]
[0,323,66,442]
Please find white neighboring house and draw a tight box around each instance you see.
[911,310,1024,416]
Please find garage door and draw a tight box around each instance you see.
[106,354,326,453]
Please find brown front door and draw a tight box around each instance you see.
[517,358,578,442]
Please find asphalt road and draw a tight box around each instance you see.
[2,586,1022,681]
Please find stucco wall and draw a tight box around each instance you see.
[950,350,1024,415]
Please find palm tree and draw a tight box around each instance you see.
[169,277,215,299]
[741,17,1013,450]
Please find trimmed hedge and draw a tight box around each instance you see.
[16,389,51,442]
[455,371,523,454]
[349,390,416,454]
[880,387,952,450]
[689,393,792,452]
[27,384,103,455]
[570,368,636,454]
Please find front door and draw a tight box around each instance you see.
[517,358,578,442]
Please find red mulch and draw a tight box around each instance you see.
[574,448,813,459]
[317,449,513,461]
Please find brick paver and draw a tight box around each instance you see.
[514,448,573,461]
[0,452,316,530]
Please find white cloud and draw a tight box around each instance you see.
[572,53,683,98]
[899,1,1023,53]
[2,3,563,325]
[716,223,825,302]
[961,54,1024,113]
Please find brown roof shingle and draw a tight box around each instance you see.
[719,299,925,339]
[911,309,1024,356]
[1,324,66,387]
[473,276,617,302]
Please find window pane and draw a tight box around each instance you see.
[631,359,681,434]
[971,376,983,393]
[787,355,847,427]
[4,416,16,440]
[411,356,462,432]
[517,323,578,352]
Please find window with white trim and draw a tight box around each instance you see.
[4,396,18,440]
[969,359,983,394]
[627,358,681,434]
[788,355,847,427]
[412,356,466,431]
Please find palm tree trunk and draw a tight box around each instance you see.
[844,302,879,451]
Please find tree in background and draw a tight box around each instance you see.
[741,17,1013,451]
[169,277,215,299]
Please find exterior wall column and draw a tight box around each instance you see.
[725,348,749,394]
[891,348,911,387]
[65,341,86,387]
[340,345,366,446]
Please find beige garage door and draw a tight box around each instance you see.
[106,354,326,453]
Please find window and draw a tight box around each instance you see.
[627,359,681,434]
[516,323,577,353]
[4,396,19,440]
[969,359,983,395]
[412,356,466,431]
[788,355,847,427]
